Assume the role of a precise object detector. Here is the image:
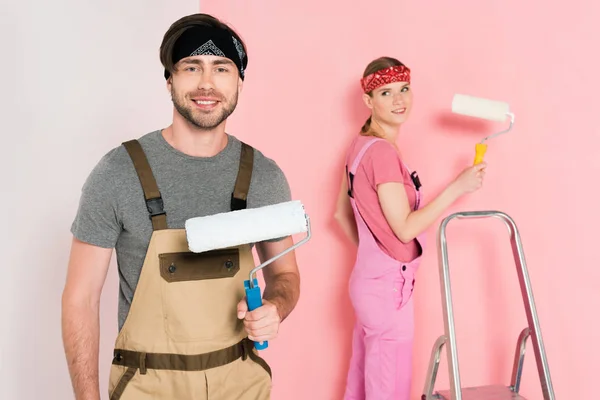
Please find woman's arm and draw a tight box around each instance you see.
[378,163,486,243]
[334,170,359,246]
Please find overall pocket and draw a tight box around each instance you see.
[108,364,137,400]
[392,271,406,309]
[159,247,245,342]
[349,275,396,329]
[396,263,417,309]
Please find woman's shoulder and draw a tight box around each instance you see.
[363,137,398,159]
[346,135,402,171]
[351,135,392,152]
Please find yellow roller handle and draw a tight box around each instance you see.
[474,143,487,165]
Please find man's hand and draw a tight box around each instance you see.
[237,297,281,343]
[235,235,301,344]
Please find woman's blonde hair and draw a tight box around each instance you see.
[360,56,406,137]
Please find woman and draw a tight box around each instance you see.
[334,56,486,400]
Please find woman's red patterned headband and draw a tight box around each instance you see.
[360,65,411,93]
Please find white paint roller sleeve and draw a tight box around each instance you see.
[451,94,510,122]
[185,200,308,253]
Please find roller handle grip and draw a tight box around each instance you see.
[474,143,488,165]
[244,279,268,350]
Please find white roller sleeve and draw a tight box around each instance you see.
[185,200,308,253]
[451,94,510,122]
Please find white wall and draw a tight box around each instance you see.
[1,0,199,398]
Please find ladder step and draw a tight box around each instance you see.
[434,384,527,399]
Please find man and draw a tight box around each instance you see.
[61,13,300,400]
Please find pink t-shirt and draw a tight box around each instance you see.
[347,135,421,263]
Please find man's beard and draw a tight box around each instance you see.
[171,88,238,130]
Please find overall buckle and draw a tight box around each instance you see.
[410,171,422,190]
[146,197,165,218]
[231,194,247,211]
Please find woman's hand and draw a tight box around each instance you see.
[451,162,487,195]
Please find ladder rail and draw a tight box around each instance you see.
[437,210,555,400]
[510,327,531,393]
[422,335,447,400]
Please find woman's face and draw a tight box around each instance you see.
[363,81,413,126]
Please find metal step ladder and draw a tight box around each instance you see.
[421,211,555,400]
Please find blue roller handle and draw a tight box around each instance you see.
[244,278,268,350]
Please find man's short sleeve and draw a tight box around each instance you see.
[70,153,122,248]
[248,153,292,208]
[363,141,406,187]
[248,155,292,242]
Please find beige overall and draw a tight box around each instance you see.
[107,139,272,400]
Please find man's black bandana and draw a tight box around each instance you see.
[165,26,248,80]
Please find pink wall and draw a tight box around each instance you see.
[201,1,598,398]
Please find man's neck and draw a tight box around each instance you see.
[162,116,228,158]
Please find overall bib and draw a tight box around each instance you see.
[343,138,426,400]
[108,140,272,400]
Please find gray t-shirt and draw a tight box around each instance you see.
[70,130,292,330]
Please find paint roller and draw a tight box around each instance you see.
[451,94,515,165]
[184,200,311,350]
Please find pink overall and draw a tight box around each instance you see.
[343,138,426,400]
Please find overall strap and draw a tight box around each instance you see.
[231,142,254,211]
[347,138,384,198]
[122,140,167,231]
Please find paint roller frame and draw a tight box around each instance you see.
[451,94,515,164]
[242,212,311,350]
[246,213,312,290]
[185,201,312,350]
[244,208,311,350]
